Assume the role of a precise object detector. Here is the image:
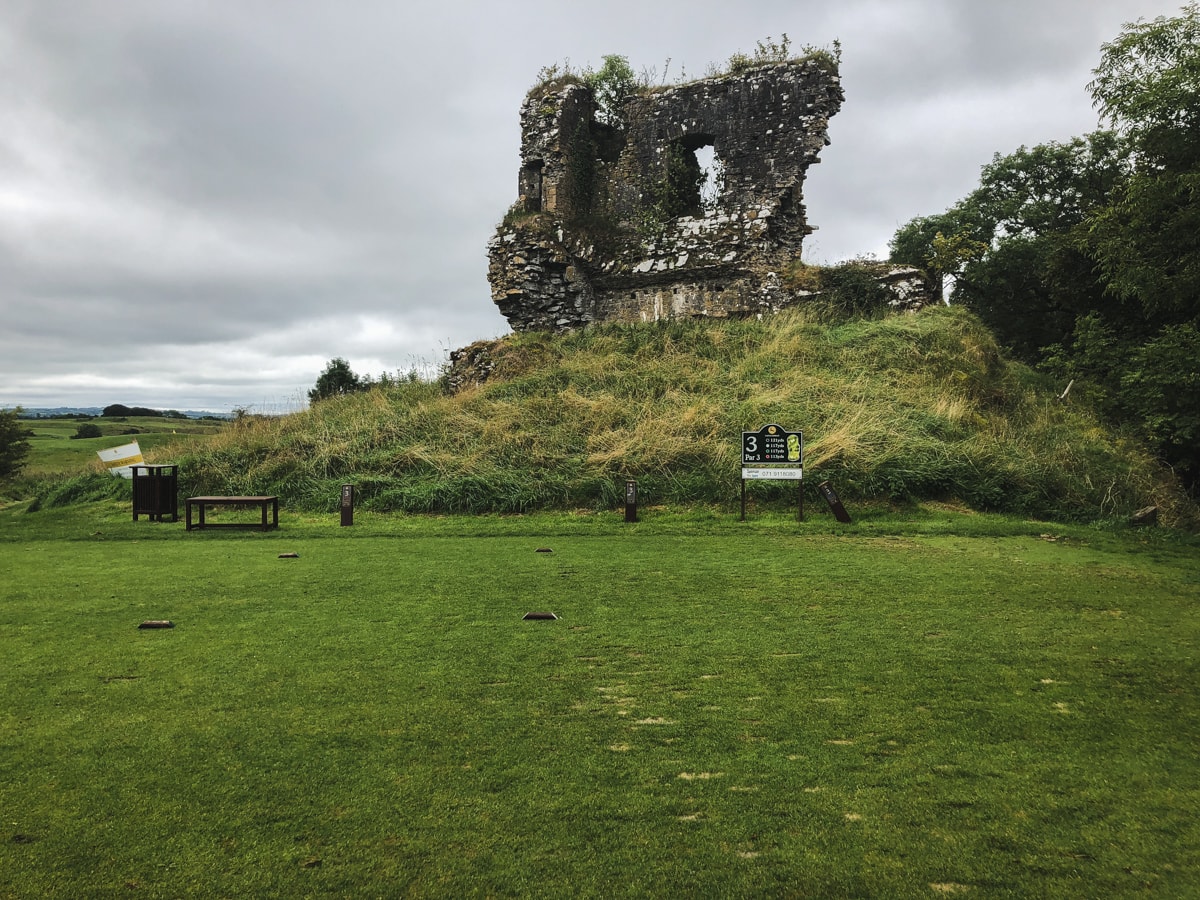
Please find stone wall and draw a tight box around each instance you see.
[487,56,936,332]
[491,57,862,332]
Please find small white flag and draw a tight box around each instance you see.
[97,440,144,478]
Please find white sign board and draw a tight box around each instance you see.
[742,467,804,481]
[97,440,144,478]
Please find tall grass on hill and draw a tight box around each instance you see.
[77,307,1189,523]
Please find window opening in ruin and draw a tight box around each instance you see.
[520,161,544,212]
[695,144,725,213]
[663,134,716,219]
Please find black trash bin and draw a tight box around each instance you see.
[131,464,179,522]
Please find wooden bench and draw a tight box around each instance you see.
[185,496,279,531]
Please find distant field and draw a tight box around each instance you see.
[1,502,1197,897]
[21,416,224,476]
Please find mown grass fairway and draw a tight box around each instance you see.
[1,505,1197,897]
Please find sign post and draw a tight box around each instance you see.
[340,484,354,527]
[740,424,803,522]
[624,479,638,523]
[818,481,852,523]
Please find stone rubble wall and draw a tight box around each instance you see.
[488,56,933,333]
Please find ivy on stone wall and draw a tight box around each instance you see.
[661,141,704,218]
[563,119,598,221]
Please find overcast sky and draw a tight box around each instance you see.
[0,0,1186,412]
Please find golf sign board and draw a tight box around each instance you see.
[742,424,802,465]
[740,424,804,522]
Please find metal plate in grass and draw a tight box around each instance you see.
[522,611,558,620]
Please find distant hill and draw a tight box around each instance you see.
[13,407,229,419]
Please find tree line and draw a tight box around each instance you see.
[891,4,1200,488]
[100,404,186,418]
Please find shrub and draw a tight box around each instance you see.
[584,54,637,127]
[309,358,367,403]
[0,408,31,478]
[71,424,103,440]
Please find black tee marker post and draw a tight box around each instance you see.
[340,484,354,527]
[624,479,638,523]
[818,481,852,523]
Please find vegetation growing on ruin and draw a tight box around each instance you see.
[784,259,897,315]
[725,34,842,77]
[527,37,841,106]
[499,205,552,232]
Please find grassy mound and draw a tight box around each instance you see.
[154,307,1188,523]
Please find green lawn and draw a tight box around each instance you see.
[1,503,1197,897]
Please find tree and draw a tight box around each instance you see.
[1083,4,1200,480]
[0,408,32,479]
[890,132,1128,360]
[1089,3,1200,171]
[309,358,366,403]
[585,54,637,127]
[1086,3,1200,314]
[891,7,1200,486]
[889,213,988,303]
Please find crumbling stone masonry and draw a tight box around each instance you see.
[488,55,929,333]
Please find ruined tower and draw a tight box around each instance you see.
[487,54,846,331]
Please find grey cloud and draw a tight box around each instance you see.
[0,0,1185,411]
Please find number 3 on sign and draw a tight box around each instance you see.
[744,435,757,455]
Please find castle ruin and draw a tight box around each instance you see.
[486,54,928,334]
